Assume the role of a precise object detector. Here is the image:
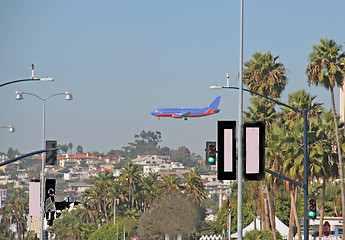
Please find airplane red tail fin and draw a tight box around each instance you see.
[209,96,221,109]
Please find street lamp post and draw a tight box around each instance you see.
[15,90,73,239]
[0,125,15,133]
[0,64,53,88]
[210,84,309,239]
[238,0,244,239]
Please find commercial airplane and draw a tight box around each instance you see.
[151,96,221,120]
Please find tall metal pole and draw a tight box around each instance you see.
[303,109,309,240]
[237,0,244,239]
[114,198,116,226]
[40,100,46,240]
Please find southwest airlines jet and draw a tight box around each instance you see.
[151,96,221,120]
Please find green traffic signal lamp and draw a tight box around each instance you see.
[307,196,317,219]
[206,141,217,165]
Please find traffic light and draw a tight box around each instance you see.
[45,179,56,226]
[307,196,317,219]
[206,141,216,165]
[46,140,57,165]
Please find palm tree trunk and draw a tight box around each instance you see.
[288,189,294,240]
[288,206,293,240]
[262,182,269,230]
[318,178,326,239]
[104,199,108,222]
[291,187,302,240]
[267,184,276,240]
[330,88,345,231]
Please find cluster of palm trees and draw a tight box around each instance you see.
[242,38,345,240]
[0,188,28,239]
[53,162,207,235]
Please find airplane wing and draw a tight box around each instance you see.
[180,111,192,117]
[172,111,192,118]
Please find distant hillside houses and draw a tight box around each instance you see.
[132,155,170,165]
[57,153,120,168]
[132,155,190,175]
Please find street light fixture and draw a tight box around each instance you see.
[15,90,73,239]
[0,124,15,133]
[0,64,53,88]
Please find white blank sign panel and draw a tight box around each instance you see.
[246,127,260,174]
[224,129,233,172]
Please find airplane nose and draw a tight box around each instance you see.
[151,111,156,116]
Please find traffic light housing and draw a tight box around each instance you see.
[206,141,217,165]
[46,140,57,165]
[307,196,317,219]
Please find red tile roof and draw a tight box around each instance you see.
[88,168,114,173]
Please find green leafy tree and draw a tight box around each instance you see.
[122,130,162,159]
[137,192,205,240]
[244,229,283,240]
[7,147,20,159]
[157,146,171,156]
[88,218,138,240]
[52,208,97,239]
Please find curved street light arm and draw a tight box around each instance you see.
[21,91,45,101]
[46,92,67,101]
[0,78,53,88]
[0,78,39,88]
[222,86,303,114]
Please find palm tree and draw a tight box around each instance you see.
[314,110,340,239]
[7,188,28,239]
[140,172,161,211]
[243,50,287,239]
[281,89,323,121]
[68,142,73,154]
[182,167,207,205]
[243,51,287,99]
[160,174,181,194]
[82,186,104,225]
[0,205,11,236]
[277,90,330,239]
[118,162,142,208]
[306,37,345,229]
[94,171,114,222]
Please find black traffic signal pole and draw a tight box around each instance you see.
[221,86,309,239]
[0,148,58,167]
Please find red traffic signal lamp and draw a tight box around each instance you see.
[307,196,317,219]
[206,141,217,165]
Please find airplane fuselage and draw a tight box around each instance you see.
[151,107,219,118]
[151,96,221,120]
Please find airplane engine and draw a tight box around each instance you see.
[172,114,181,118]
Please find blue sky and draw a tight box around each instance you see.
[1,0,344,156]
